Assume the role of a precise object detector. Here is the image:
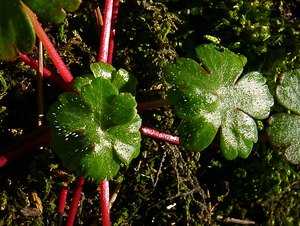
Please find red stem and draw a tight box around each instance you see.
[21,2,74,84]
[18,52,73,92]
[0,125,51,167]
[66,177,85,226]
[107,0,120,64]
[98,0,114,62]
[58,183,69,226]
[140,127,180,145]
[99,179,111,226]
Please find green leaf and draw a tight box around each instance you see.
[0,0,35,61]
[90,62,116,79]
[165,44,274,159]
[0,0,81,61]
[268,113,300,164]
[23,0,81,24]
[268,69,300,165]
[276,69,300,114]
[90,62,137,95]
[47,76,141,183]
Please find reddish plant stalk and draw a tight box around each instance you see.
[66,177,85,226]
[140,127,180,145]
[107,0,120,64]
[99,179,111,226]
[58,183,69,226]
[98,0,114,62]
[18,52,73,92]
[0,125,51,167]
[21,2,74,84]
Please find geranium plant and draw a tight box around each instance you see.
[165,44,274,159]
[0,0,299,225]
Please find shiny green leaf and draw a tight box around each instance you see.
[165,44,273,159]
[47,75,141,183]
[90,62,137,95]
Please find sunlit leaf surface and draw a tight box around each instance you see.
[165,44,273,159]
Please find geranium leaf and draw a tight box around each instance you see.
[47,75,141,183]
[0,0,35,61]
[23,0,81,24]
[268,113,300,164]
[165,44,273,159]
[276,69,300,114]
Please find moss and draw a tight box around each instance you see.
[197,146,299,225]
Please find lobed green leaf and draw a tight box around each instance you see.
[47,64,141,182]
[165,44,273,159]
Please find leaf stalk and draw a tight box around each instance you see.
[21,2,74,84]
